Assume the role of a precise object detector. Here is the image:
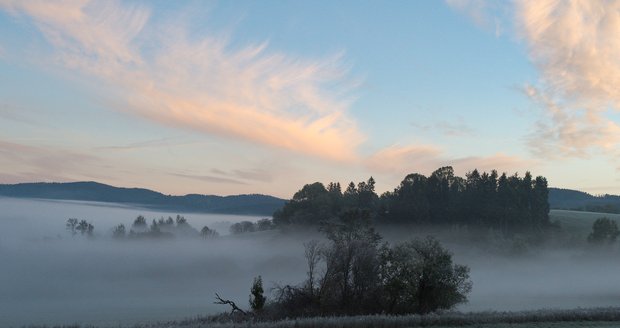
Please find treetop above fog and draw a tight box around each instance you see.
[274,166,550,234]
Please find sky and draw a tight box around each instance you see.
[0,0,619,198]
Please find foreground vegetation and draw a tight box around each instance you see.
[150,307,620,328]
[27,307,620,328]
[208,209,472,320]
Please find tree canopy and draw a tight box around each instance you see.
[274,167,550,234]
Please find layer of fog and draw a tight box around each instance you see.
[1,197,619,327]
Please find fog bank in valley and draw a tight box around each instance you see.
[0,198,619,326]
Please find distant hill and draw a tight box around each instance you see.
[0,181,286,216]
[549,187,620,214]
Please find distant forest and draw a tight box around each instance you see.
[549,188,620,214]
[0,181,285,216]
[274,166,550,234]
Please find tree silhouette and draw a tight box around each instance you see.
[588,218,620,245]
[249,276,266,312]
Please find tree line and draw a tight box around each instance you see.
[274,166,550,234]
[65,215,221,239]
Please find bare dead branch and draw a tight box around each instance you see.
[214,293,247,315]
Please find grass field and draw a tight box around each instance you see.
[549,209,620,237]
[26,321,620,328]
[128,307,620,328]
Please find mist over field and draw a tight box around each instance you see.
[1,198,620,327]
[0,198,304,326]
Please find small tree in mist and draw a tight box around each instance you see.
[66,218,78,236]
[201,226,219,238]
[588,218,620,245]
[175,214,188,226]
[76,219,94,236]
[150,219,161,233]
[131,215,148,233]
[249,276,266,312]
[230,221,257,234]
[112,224,126,239]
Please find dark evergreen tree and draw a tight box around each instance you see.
[249,276,266,312]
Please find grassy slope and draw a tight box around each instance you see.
[550,209,620,237]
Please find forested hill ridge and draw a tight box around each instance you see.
[549,187,620,214]
[0,181,285,216]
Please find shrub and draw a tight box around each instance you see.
[588,217,620,245]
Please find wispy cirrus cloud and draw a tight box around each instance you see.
[0,0,362,162]
[95,138,191,151]
[212,168,274,183]
[170,173,248,186]
[171,166,275,187]
[516,0,620,159]
[523,85,620,159]
[445,0,507,36]
[448,0,620,161]
[0,103,39,125]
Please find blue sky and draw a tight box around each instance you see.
[0,0,619,198]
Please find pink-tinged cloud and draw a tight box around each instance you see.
[0,139,107,183]
[366,144,536,180]
[0,0,363,162]
[516,0,620,159]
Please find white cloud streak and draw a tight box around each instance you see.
[0,0,362,162]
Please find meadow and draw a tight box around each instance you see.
[33,307,620,328]
[549,210,620,237]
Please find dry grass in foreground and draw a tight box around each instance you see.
[125,307,620,328]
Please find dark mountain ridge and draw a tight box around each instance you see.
[0,181,285,216]
[549,187,620,214]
